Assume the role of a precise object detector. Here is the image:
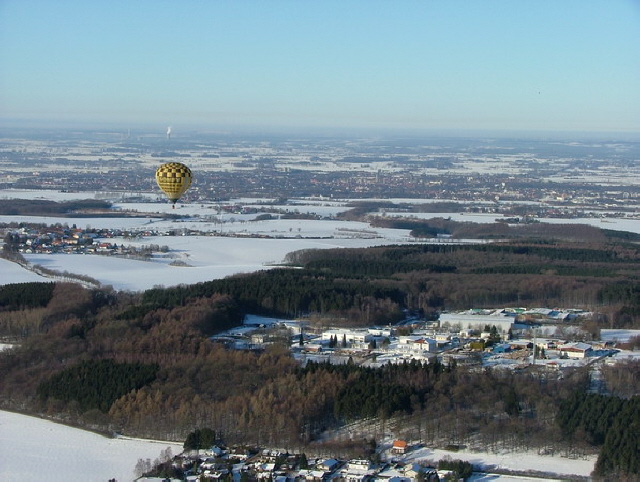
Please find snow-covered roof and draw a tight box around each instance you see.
[559,342,592,351]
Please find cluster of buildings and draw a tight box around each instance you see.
[213,307,613,373]
[155,442,445,482]
[2,226,156,256]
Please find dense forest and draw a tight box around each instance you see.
[0,199,112,215]
[141,239,640,327]
[0,236,639,478]
[558,392,640,478]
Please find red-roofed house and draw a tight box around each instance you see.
[391,440,408,455]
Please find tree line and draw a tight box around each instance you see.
[138,240,640,327]
[1,239,639,335]
[0,281,56,310]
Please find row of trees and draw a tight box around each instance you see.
[0,199,111,215]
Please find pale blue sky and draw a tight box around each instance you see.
[1,0,639,134]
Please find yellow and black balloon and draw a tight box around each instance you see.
[155,162,192,207]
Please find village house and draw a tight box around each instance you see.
[403,464,438,481]
[508,340,534,351]
[373,465,407,481]
[297,468,329,481]
[302,343,324,353]
[203,446,226,458]
[558,341,593,359]
[374,463,439,482]
[492,343,512,354]
[254,462,276,479]
[321,328,373,348]
[391,440,408,455]
[317,458,340,472]
[368,327,393,338]
[396,336,437,354]
[340,459,376,482]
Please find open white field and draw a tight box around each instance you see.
[0,410,182,482]
[383,211,640,235]
[600,329,640,343]
[22,235,410,291]
[1,188,638,291]
[402,445,596,480]
[0,257,47,284]
[0,191,443,291]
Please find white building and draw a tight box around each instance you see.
[368,327,393,337]
[438,309,515,333]
[341,459,376,482]
[396,335,437,353]
[321,328,373,347]
[559,341,593,359]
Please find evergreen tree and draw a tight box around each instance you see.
[184,428,217,450]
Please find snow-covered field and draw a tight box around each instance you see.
[0,191,448,291]
[22,235,416,291]
[600,329,640,343]
[11,217,421,291]
[2,190,637,292]
[0,257,46,284]
[0,410,182,482]
[402,445,596,480]
[385,211,640,235]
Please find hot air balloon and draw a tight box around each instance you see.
[155,162,192,207]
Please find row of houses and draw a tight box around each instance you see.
[163,442,444,482]
[3,225,168,257]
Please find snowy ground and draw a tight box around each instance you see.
[3,191,636,292]
[0,410,182,482]
[600,329,640,343]
[384,211,640,235]
[0,194,466,291]
[400,445,596,480]
[0,257,46,284]
[19,234,421,291]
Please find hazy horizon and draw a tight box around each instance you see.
[1,118,639,142]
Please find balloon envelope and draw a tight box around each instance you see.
[155,162,192,203]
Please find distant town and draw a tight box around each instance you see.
[1,129,638,223]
